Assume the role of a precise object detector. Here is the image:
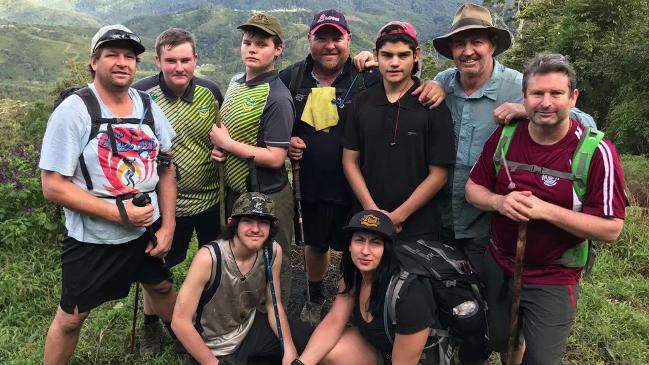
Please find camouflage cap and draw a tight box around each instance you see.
[237,13,283,41]
[342,210,395,243]
[231,192,277,221]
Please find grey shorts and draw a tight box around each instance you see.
[483,250,579,365]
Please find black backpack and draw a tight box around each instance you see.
[384,239,490,365]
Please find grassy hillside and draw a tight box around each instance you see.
[0,0,101,27]
[0,22,93,100]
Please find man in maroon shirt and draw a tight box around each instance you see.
[465,53,627,365]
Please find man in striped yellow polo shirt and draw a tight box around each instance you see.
[134,27,223,355]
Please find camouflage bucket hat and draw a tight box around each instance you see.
[231,192,277,221]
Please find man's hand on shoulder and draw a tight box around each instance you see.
[288,137,306,160]
[493,103,526,125]
[353,51,377,71]
[412,81,445,109]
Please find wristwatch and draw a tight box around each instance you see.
[291,359,305,365]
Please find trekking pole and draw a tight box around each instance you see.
[130,282,140,353]
[506,222,528,365]
[214,119,226,228]
[291,160,313,315]
[129,192,160,353]
[248,157,284,354]
[264,245,285,355]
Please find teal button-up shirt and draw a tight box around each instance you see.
[434,61,597,239]
[435,60,522,239]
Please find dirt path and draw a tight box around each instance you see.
[287,246,341,318]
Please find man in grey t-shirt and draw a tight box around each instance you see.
[40,25,178,364]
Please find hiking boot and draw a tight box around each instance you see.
[300,301,323,325]
[172,336,187,354]
[139,320,163,356]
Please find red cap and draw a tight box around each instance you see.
[376,21,418,45]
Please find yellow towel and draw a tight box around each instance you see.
[300,87,339,132]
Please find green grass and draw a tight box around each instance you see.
[0,237,195,364]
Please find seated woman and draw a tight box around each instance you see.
[292,210,435,365]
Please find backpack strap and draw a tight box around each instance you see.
[493,122,519,175]
[288,60,307,97]
[383,270,413,344]
[74,87,103,190]
[136,89,156,131]
[572,127,605,200]
[194,241,223,334]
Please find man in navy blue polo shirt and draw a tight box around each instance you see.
[279,9,380,321]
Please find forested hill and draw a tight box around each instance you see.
[10,0,466,38]
[0,0,464,100]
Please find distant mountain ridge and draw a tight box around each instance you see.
[0,0,465,100]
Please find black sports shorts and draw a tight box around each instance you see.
[59,220,171,314]
[165,205,221,268]
[297,201,351,253]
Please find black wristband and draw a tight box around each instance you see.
[291,359,305,365]
[115,197,130,226]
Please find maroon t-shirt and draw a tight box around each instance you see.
[469,120,627,285]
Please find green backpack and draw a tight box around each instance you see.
[493,121,605,270]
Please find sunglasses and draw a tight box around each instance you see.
[94,30,141,52]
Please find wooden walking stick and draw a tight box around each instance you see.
[506,222,528,365]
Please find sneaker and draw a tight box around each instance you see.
[300,301,323,325]
[139,320,163,356]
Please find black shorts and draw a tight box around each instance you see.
[483,250,579,365]
[166,205,221,268]
[59,221,172,314]
[188,312,314,364]
[297,201,351,253]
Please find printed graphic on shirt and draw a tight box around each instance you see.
[98,126,158,197]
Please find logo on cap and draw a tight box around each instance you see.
[317,14,340,23]
[360,214,380,228]
[251,14,270,24]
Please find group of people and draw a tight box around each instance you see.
[39,2,628,365]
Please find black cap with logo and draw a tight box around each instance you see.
[343,210,395,242]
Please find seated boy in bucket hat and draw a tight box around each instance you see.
[172,192,312,364]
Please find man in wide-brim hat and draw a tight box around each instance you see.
[432,3,512,60]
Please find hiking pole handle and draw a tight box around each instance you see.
[506,222,528,365]
[132,192,158,247]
